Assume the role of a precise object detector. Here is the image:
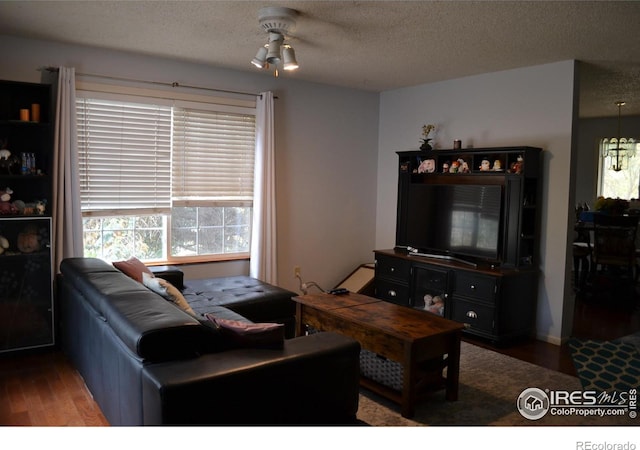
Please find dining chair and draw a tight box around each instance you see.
[572,222,592,291]
[591,214,639,281]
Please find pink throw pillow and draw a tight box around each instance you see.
[113,256,154,283]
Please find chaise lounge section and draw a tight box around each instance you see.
[56,257,361,425]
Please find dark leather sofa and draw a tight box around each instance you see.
[56,257,361,425]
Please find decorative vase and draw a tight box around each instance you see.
[420,142,432,151]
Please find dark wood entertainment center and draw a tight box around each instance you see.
[374,146,542,343]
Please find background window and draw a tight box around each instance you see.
[597,138,640,200]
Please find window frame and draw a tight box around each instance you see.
[76,82,257,264]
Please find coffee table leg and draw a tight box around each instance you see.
[295,303,305,337]
[401,346,417,418]
[445,332,461,401]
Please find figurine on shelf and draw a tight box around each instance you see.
[0,141,20,175]
[479,158,491,171]
[510,155,524,174]
[0,187,17,215]
[492,160,502,171]
[417,158,435,174]
[449,160,460,173]
[0,235,8,255]
[423,294,444,316]
[442,162,450,173]
[36,200,46,215]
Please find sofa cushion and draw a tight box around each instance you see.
[183,276,296,324]
[113,256,154,283]
[143,273,196,316]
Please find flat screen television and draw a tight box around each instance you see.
[402,183,503,264]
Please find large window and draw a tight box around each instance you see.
[597,138,640,200]
[76,91,256,263]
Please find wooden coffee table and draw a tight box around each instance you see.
[293,292,464,418]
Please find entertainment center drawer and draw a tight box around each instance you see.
[375,280,410,306]
[453,272,497,302]
[450,298,495,333]
[375,254,412,281]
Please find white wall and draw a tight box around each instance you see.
[376,61,577,344]
[0,35,380,293]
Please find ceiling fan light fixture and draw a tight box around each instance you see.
[265,32,283,64]
[283,45,299,71]
[251,46,268,68]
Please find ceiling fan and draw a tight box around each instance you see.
[250,6,299,77]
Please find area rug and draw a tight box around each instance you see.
[356,341,633,426]
[569,336,640,393]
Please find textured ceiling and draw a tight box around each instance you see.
[1,1,639,118]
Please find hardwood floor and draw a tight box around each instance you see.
[0,349,108,426]
[1,280,638,426]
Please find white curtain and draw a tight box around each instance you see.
[52,67,83,271]
[250,91,277,283]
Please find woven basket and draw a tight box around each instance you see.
[359,349,403,392]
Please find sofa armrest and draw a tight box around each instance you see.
[141,331,361,425]
[149,265,184,289]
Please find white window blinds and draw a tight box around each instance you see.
[76,96,172,215]
[172,106,256,206]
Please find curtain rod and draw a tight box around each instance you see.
[41,66,262,98]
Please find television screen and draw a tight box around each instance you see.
[404,184,503,261]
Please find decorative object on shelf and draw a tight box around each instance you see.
[0,235,8,255]
[0,145,21,175]
[0,188,17,215]
[417,159,435,173]
[31,103,40,123]
[17,224,41,253]
[420,124,435,151]
[479,157,491,171]
[423,294,444,316]
[601,101,636,172]
[453,139,462,150]
[445,159,470,174]
[19,109,29,121]
[509,154,524,174]
[492,159,502,171]
[35,200,46,215]
[20,152,36,175]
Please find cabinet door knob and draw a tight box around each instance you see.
[388,290,397,297]
[390,267,395,272]
[470,284,476,290]
[466,310,478,319]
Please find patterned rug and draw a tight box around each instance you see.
[568,336,640,392]
[356,341,632,425]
